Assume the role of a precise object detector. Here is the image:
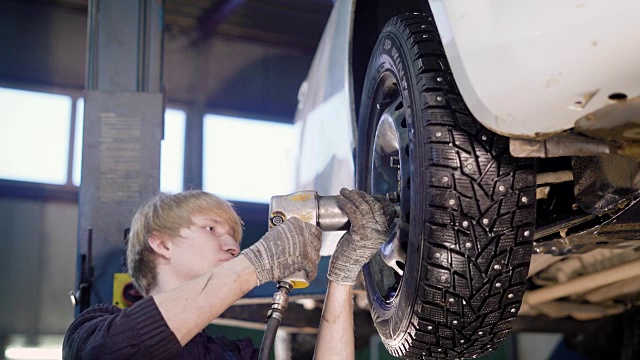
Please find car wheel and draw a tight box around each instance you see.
[357,12,536,359]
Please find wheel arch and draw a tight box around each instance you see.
[351,0,430,128]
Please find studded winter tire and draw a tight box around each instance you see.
[358,13,537,360]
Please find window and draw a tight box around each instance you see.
[0,87,72,185]
[202,114,294,203]
[0,86,185,194]
[72,97,84,186]
[160,108,186,194]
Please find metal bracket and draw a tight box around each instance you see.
[534,198,640,255]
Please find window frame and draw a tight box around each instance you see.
[0,83,295,204]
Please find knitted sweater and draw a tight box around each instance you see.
[62,297,259,360]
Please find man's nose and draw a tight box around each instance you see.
[224,238,240,256]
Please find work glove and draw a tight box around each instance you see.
[241,217,322,286]
[327,188,397,285]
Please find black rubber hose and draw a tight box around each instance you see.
[258,312,282,360]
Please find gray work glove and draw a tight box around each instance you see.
[328,188,397,285]
[241,217,322,286]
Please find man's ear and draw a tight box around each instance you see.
[148,234,171,260]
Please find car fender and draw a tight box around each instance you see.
[293,0,356,254]
[293,0,427,196]
[430,0,640,138]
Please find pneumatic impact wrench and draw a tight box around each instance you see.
[258,191,349,360]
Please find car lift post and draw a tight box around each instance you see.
[72,0,165,314]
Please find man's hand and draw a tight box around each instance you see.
[328,188,396,285]
[241,217,322,286]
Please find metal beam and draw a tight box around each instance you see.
[86,0,163,92]
[196,0,246,43]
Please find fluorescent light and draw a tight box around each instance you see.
[5,346,62,360]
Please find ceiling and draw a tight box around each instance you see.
[30,0,334,53]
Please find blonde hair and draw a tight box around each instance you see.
[127,190,243,296]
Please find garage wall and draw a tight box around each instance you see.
[164,30,312,120]
[0,199,78,335]
[0,0,312,120]
[0,1,86,90]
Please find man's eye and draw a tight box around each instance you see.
[206,226,215,232]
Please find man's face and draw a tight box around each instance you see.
[168,213,241,282]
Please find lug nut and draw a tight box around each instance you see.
[386,192,400,203]
[390,156,400,168]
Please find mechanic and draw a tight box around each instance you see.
[62,187,394,359]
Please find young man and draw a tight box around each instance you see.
[62,188,393,359]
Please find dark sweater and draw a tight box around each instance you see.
[62,297,259,360]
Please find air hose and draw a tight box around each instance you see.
[258,281,293,360]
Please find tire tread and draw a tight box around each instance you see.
[378,12,536,359]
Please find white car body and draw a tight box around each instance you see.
[432,0,640,138]
[293,0,356,195]
[295,0,640,191]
